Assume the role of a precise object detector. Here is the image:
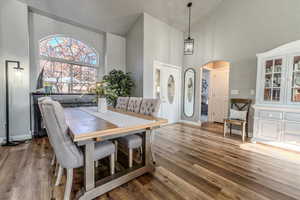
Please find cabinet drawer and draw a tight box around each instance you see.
[284,122,300,135]
[285,113,300,122]
[284,134,300,143]
[258,120,282,141]
[259,111,283,120]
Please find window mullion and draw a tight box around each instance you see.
[70,64,73,93]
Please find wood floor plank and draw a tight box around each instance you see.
[0,123,299,200]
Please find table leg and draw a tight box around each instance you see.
[84,142,95,191]
[145,129,155,168]
[150,129,156,164]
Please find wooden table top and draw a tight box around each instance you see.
[64,107,168,142]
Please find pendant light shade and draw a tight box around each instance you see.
[184,2,194,55]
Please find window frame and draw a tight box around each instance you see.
[39,35,99,93]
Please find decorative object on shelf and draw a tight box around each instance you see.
[102,70,134,106]
[2,60,25,147]
[93,82,108,113]
[184,68,195,117]
[184,2,194,55]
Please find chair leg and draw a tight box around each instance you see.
[223,121,227,137]
[114,141,118,161]
[110,153,115,175]
[230,124,232,135]
[242,123,246,143]
[129,148,133,168]
[64,168,73,200]
[246,123,249,138]
[55,165,64,186]
[51,154,56,166]
[55,162,59,176]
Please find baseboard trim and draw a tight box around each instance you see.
[179,120,202,127]
[229,129,253,138]
[0,134,32,144]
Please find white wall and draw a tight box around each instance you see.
[105,32,126,73]
[143,13,184,98]
[0,0,31,141]
[126,13,184,98]
[126,16,144,97]
[182,0,300,125]
[29,12,105,90]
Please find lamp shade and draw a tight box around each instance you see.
[184,37,194,55]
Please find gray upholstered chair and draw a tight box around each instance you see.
[41,100,115,200]
[37,97,56,164]
[127,97,142,113]
[139,98,161,117]
[118,98,160,168]
[115,97,130,111]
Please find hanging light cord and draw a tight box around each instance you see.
[187,2,192,39]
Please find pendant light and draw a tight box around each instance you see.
[184,2,194,55]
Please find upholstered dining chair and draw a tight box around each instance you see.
[114,97,143,163]
[115,97,130,111]
[41,100,115,200]
[37,97,56,164]
[127,97,143,113]
[223,98,252,142]
[118,98,160,168]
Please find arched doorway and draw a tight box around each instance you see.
[200,61,230,123]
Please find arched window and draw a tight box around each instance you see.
[39,36,98,93]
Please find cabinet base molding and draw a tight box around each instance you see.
[252,138,300,154]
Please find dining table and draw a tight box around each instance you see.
[64,106,168,200]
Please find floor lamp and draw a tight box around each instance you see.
[2,60,25,146]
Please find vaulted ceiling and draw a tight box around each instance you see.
[20,0,223,36]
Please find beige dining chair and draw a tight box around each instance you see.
[115,97,130,110]
[41,100,116,200]
[37,97,57,165]
[118,98,160,168]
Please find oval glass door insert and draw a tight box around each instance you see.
[168,75,175,104]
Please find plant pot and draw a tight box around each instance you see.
[97,98,107,113]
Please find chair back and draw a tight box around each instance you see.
[139,98,161,117]
[230,98,252,121]
[37,97,52,118]
[127,97,143,113]
[115,97,130,111]
[41,100,83,169]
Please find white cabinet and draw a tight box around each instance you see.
[257,119,282,141]
[253,40,300,147]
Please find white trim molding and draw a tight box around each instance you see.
[179,120,202,127]
[0,134,32,144]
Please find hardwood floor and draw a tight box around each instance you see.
[1,123,300,200]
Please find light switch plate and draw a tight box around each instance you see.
[251,89,255,95]
[231,90,239,95]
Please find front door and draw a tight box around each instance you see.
[154,63,181,124]
[208,68,229,123]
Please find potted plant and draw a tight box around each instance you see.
[103,70,134,106]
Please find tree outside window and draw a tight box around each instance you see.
[39,36,98,93]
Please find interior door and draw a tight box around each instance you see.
[155,64,181,124]
[208,68,229,123]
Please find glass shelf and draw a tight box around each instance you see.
[291,56,300,102]
[263,58,282,102]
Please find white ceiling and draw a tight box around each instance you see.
[21,0,223,36]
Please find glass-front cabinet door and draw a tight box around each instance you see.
[262,57,285,103]
[287,55,300,104]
